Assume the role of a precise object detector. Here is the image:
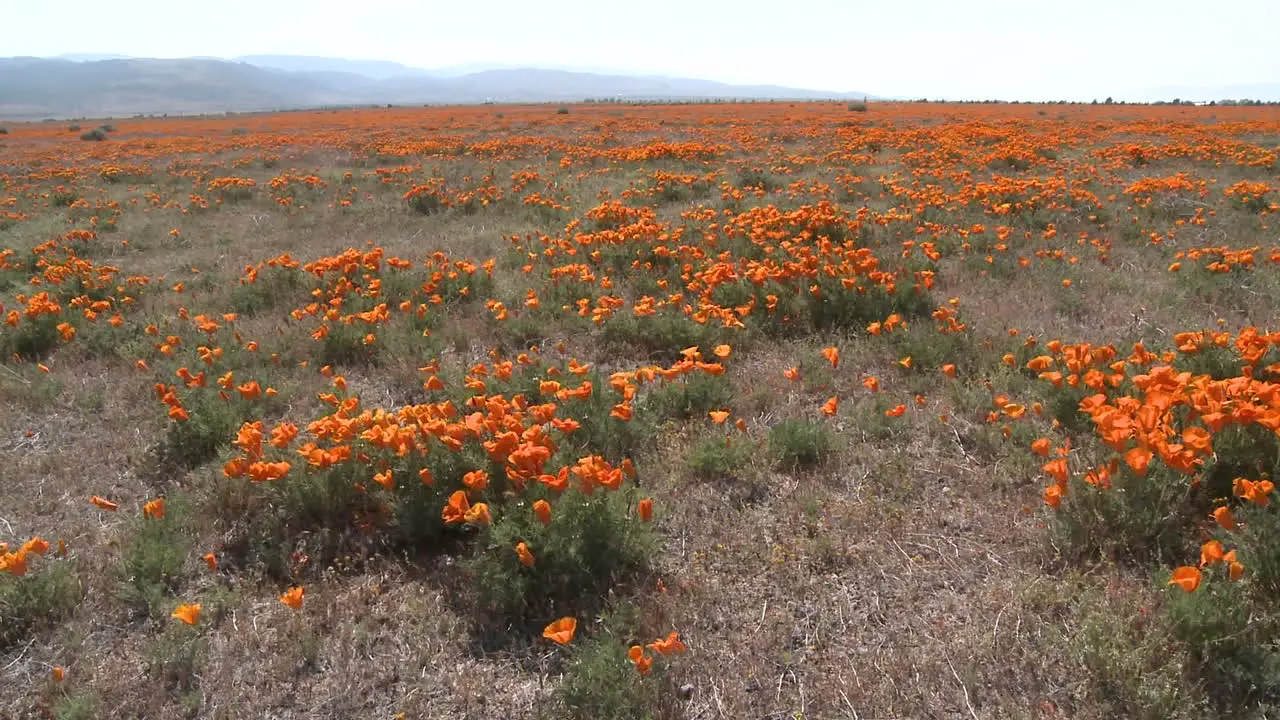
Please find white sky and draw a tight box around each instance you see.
[5,0,1279,101]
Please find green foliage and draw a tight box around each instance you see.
[846,101,868,112]
[686,435,752,481]
[768,418,834,470]
[1165,576,1280,712]
[79,128,108,142]
[52,692,100,720]
[146,623,206,693]
[120,505,192,619]
[156,394,240,471]
[1,314,61,361]
[557,106,571,115]
[1071,589,1204,719]
[600,313,720,363]
[806,281,932,333]
[318,322,380,366]
[467,488,654,621]
[228,270,302,316]
[1051,465,1195,565]
[0,560,81,649]
[555,634,671,720]
[1232,502,1280,598]
[641,373,733,422]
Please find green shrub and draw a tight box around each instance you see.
[228,270,302,316]
[0,560,81,649]
[52,692,100,720]
[686,435,752,481]
[156,395,240,471]
[0,127,8,135]
[79,128,108,142]
[557,106,571,115]
[120,503,192,619]
[768,418,834,470]
[68,124,81,132]
[1071,588,1204,719]
[641,373,734,422]
[556,634,672,720]
[847,100,868,112]
[1165,576,1280,712]
[1051,464,1195,565]
[466,488,654,621]
[0,313,61,361]
[146,623,206,693]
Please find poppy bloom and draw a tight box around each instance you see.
[885,404,906,417]
[821,346,839,368]
[202,552,218,571]
[51,667,65,682]
[647,631,688,655]
[543,616,577,645]
[89,496,119,512]
[1212,506,1236,531]
[533,499,552,525]
[821,396,838,416]
[280,586,304,609]
[1168,566,1201,592]
[637,497,654,522]
[515,542,535,567]
[713,344,732,359]
[143,497,166,520]
[171,603,202,625]
[708,410,730,424]
[784,366,800,381]
[862,376,880,392]
[463,469,489,491]
[629,645,653,675]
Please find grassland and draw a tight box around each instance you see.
[1,102,1279,719]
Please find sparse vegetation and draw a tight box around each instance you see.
[2,100,1279,719]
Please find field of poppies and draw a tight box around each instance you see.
[1,101,1278,719]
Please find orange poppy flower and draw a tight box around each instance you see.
[821,396,839,416]
[885,404,906,417]
[708,410,730,424]
[515,542,536,567]
[862,376,880,392]
[202,552,218,571]
[279,586,304,609]
[784,366,800,381]
[637,497,654,522]
[171,603,202,625]
[463,469,489,491]
[647,631,688,656]
[941,364,957,378]
[629,645,653,675]
[51,667,65,683]
[1168,566,1201,592]
[1030,438,1052,457]
[89,496,119,512]
[143,497,166,520]
[821,346,839,368]
[713,344,732,359]
[1199,540,1225,567]
[543,616,577,646]
[1212,506,1236,531]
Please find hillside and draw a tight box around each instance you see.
[0,56,872,119]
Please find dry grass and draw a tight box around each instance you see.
[2,101,1279,719]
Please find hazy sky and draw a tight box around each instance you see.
[7,0,1279,100]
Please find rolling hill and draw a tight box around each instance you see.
[0,56,874,119]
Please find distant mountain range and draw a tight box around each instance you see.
[0,55,875,119]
